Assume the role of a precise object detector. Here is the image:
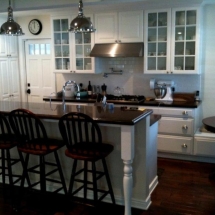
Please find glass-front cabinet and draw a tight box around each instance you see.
[144,8,199,74]
[74,32,92,71]
[145,10,171,73]
[172,9,198,73]
[53,18,70,71]
[52,15,96,73]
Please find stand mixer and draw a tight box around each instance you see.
[150,79,174,101]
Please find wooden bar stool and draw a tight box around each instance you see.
[0,114,23,188]
[58,112,115,207]
[9,109,67,211]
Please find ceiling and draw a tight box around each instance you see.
[0,0,213,17]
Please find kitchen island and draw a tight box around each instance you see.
[0,101,160,215]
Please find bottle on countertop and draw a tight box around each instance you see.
[87,81,92,97]
[195,90,200,101]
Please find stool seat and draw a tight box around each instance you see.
[17,138,64,155]
[65,142,114,161]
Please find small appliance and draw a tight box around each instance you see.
[150,79,174,101]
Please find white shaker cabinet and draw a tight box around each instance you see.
[95,11,143,43]
[0,58,20,111]
[51,15,98,74]
[0,35,18,57]
[144,7,200,74]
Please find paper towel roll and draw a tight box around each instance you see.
[150,79,155,89]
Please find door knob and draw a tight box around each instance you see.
[26,89,31,94]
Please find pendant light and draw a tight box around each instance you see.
[0,0,24,36]
[68,0,96,33]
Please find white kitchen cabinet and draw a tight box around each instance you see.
[95,11,143,43]
[0,35,18,57]
[139,106,200,157]
[158,134,193,154]
[194,130,215,157]
[51,15,97,74]
[144,7,200,74]
[0,58,20,111]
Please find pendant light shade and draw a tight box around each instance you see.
[68,0,96,33]
[0,0,24,36]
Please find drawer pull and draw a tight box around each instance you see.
[182,125,188,130]
[182,111,188,115]
[182,144,187,148]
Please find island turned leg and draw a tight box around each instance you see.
[121,125,135,215]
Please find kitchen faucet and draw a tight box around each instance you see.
[62,80,80,111]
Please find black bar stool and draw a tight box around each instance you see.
[58,112,115,207]
[0,114,23,190]
[9,109,67,211]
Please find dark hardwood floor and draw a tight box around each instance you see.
[1,157,215,215]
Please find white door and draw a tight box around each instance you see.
[25,39,54,103]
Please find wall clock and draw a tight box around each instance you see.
[28,19,42,35]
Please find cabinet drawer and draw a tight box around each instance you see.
[159,117,194,135]
[194,136,215,157]
[158,135,193,154]
[150,107,194,118]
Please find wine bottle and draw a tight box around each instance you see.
[87,81,92,97]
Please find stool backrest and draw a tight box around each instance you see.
[59,112,102,152]
[0,114,13,144]
[9,109,49,150]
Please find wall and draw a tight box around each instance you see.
[16,15,51,38]
[201,4,215,119]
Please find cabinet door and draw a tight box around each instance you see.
[0,36,18,57]
[95,13,118,43]
[118,11,143,42]
[0,59,10,101]
[171,8,199,74]
[52,17,71,73]
[0,59,20,107]
[71,15,96,74]
[144,9,171,74]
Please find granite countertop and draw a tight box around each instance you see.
[44,96,201,108]
[0,101,155,126]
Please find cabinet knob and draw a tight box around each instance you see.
[115,40,118,43]
[182,125,188,130]
[118,40,121,43]
[182,111,188,115]
[182,143,187,148]
[166,71,169,74]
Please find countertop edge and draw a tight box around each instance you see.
[44,97,201,108]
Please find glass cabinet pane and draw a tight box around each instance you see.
[173,10,196,71]
[53,18,70,71]
[147,12,168,72]
[74,28,92,71]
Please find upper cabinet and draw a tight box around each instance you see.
[0,36,18,57]
[144,8,200,74]
[95,11,143,43]
[51,15,98,74]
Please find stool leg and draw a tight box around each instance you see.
[40,155,46,193]
[84,161,88,200]
[18,151,31,186]
[1,149,5,185]
[92,161,98,204]
[102,158,115,204]
[6,149,13,186]
[69,159,77,195]
[54,151,67,194]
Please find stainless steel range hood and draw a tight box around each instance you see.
[89,42,144,57]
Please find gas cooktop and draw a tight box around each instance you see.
[105,94,145,104]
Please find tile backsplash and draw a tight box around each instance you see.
[57,57,201,97]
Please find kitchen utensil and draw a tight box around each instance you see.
[154,87,167,99]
